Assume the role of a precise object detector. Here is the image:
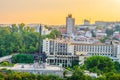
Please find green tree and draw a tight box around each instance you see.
[105,29,114,36]
[71,60,79,68]
[11,54,34,63]
[114,61,120,73]
[19,23,25,32]
[47,29,61,39]
[84,56,115,74]
[11,24,18,33]
[105,72,120,80]
[99,37,109,43]
[68,68,92,80]
[91,30,96,37]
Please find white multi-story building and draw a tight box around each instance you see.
[73,43,113,56]
[43,38,78,67]
[66,14,75,35]
[43,38,120,67]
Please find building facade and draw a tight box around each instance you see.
[43,38,78,67]
[112,43,120,62]
[73,43,113,56]
[43,38,120,67]
[66,14,75,35]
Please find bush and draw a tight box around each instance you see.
[0,62,9,66]
[0,61,14,67]
[11,54,34,63]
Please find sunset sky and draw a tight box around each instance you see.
[0,0,120,25]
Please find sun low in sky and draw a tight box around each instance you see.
[0,0,120,25]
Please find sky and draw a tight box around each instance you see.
[0,0,120,25]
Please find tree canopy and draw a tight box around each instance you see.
[84,56,115,74]
[44,29,62,39]
[0,24,62,57]
[0,23,40,57]
[105,29,114,36]
[11,54,34,63]
[0,70,62,80]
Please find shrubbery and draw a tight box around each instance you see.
[0,61,14,67]
[11,54,34,63]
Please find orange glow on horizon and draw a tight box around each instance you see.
[0,0,120,25]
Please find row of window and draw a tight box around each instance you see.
[74,45,112,53]
[89,53,112,56]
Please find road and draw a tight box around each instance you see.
[0,54,18,62]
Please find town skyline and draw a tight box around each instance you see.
[0,0,120,25]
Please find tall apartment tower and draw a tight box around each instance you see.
[66,14,75,35]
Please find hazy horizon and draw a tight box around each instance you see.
[0,0,120,25]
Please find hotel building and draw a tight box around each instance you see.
[43,39,78,67]
[43,38,120,67]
